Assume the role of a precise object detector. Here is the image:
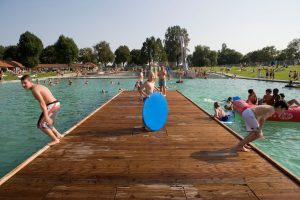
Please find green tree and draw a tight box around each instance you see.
[130,49,142,65]
[217,43,243,65]
[155,38,168,63]
[18,31,43,67]
[164,25,190,66]
[114,45,131,67]
[0,45,5,59]
[78,47,96,63]
[285,38,300,62]
[94,41,114,67]
[192,45,217,66]
[40,45,56,64]
[141,36,158,67]
[54,35,79,64]
[3,45,19,61]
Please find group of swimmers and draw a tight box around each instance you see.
[212,87,295,152]
[247,88,300,107]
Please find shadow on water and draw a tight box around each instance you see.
[191,148,239,163]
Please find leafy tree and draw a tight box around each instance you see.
[94,41,114,67]
[217,43,243,65]
[192,45,217,66]
[285,38,300,61]
[114,45,130,67]
[277,49,288,62]
[0,45,5,59]
[40,45,56,64]
[54,35,79,64]
[130,49,143,65]
[18,31,43,67]
[164,25,190,66]
[3,45,19,61]
[242,46,277,64]
[141,36,158,67]
[78,47,96,63]
[155,38,168,63]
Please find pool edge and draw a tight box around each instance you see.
[0,91,124,186]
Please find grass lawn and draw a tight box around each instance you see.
[2,72,60,81]
[210,65,300,80]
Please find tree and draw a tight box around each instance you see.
[54,35,79,64]
[164,25,190,66]
[18,31,43,67]
[78,47,96,63]
[141,36,158,67]
[114,45,130,67]
[0,45,4,59]
[94,41,114,67]
[130,49,142,65]
[217,43,243,65]
[285,38,300,62]
[192,45,217,66]
[155,38,168,63]
[40,45,56,64]
[3,45,19,61]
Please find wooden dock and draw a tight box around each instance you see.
[0,91,299,199]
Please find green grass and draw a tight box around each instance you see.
[210,65,300,80]
[2,72,61,81]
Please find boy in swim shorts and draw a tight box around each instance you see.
[21,75,63,146]
[235,101,288,152]
[158,66,167,96]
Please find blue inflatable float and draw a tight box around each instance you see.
[142,92,168,131]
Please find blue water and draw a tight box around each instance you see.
[0,78,299,178]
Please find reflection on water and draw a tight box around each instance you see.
[0,78,299,178]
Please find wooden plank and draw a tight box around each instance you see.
[0,91,299,199]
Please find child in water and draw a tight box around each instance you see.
[213,102,229,121]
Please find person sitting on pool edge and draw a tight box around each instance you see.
[213,102,229,121]
[21,75,63,146]
[279,93,300,107]
[234,100,289,152]
[140,71,159,102]
[246,89,258,105]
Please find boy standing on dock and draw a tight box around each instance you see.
[21,75,63,146]
[235,101,289,152]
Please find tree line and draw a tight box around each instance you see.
[0,26,299,68]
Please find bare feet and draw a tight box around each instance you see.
[244,144,252,149]
[48,140,60,146]
[237,146,250,152]
[233,145,250,152]
[56,133,63,139]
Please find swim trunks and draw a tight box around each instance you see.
[37,100,60,129]
[159,79,166,87]
[242,108,260,132]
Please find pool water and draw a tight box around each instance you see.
[0,78,299,178]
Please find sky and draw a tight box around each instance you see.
[0,0,300,54]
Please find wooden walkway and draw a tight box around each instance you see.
[0,91,299,199]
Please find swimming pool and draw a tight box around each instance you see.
[0,78,299,178]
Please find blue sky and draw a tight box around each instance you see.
[0,0,300,54]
